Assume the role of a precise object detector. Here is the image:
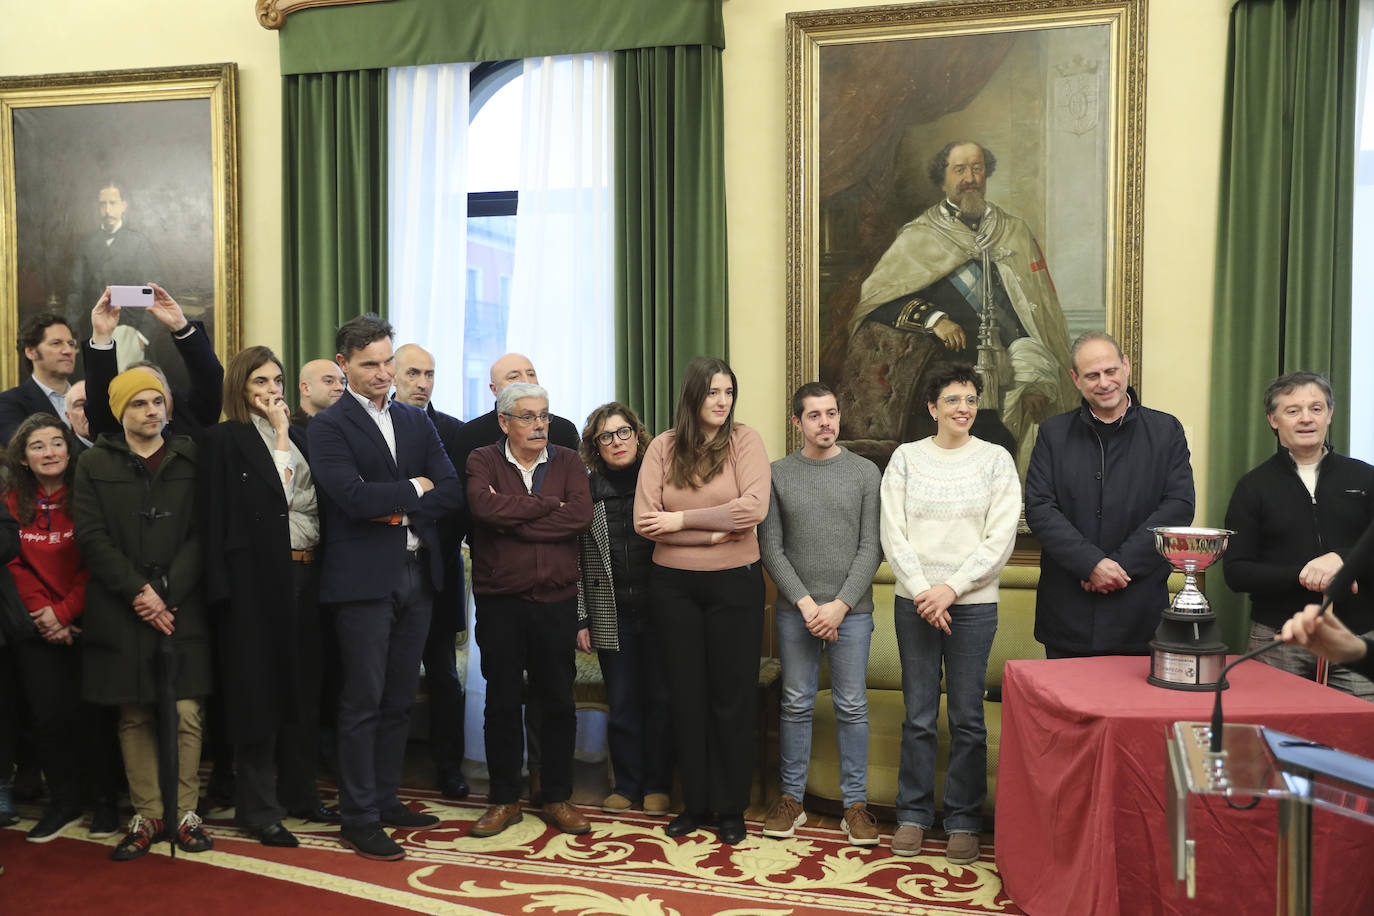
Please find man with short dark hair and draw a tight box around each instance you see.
[466,382,592,838]
[0,312,78,443]
[392,343,469,799]
[308,314,463,861]
[1223,371,1374,698]
[1025,331,1195,657]
[759,382,883,846]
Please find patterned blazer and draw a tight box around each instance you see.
[576,499,621,651]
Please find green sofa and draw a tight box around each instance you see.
[803,562,1044,817]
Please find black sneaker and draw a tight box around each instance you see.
[27,806,83,843]
[176,812,213,853]
[340,824,405,861]
[380,804,440,830]
[89,804,121,839]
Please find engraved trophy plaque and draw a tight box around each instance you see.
[1148,527,1234,690]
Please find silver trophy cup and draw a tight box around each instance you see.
[1152,527,1234,614]
[1148,526,1235,690]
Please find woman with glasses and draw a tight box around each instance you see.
[577,402,672,818]
[634,356,770,845]
[879,363,1020,864]
[199,346,328,848]
[4,413,121,842]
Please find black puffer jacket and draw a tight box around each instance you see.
[1025,389,1195,654]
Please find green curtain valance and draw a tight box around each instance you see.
[279,0,724,74]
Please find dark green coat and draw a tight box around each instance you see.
[74,433,211,705]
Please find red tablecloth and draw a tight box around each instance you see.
[996,656,1374,915]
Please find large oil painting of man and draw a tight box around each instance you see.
[0,64,240,390]
[786,0,1145,488]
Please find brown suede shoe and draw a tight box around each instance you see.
[470,803,523,838]
[891,824,925,857]
[541,801,591,835]
[945,832,981,864]
[842,802,879,847]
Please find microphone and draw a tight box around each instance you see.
[1208,517,1374,753]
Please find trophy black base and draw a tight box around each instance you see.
[1148,611,1229,691]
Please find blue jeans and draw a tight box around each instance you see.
[893,597,997,833]
[776,609,873,807]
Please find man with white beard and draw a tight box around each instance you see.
[846,140,1076,473]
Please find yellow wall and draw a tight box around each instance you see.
[0,0,283,355]
[723,0,1233,517]
[3,0,1234,514]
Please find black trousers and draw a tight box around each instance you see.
[332,554,433,829]
[421,588,466,782]
[235,560,324,827]
[13,637,120,809]
[650,563,764,817]
[475,594,577,805]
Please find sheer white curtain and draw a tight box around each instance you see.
[506,53,614,428]
[388,62,471,413]
[1352,0,1374,462]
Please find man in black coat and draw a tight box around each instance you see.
[1025,331,1195,657]
[0,311,79,444]
[1223,371,1374,697]
[82,284,224,445]
[308,315,464,861]
[393,343,469,799]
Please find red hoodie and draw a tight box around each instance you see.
[6,487,90,627]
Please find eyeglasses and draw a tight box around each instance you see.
[503,411,550,427]
[595,426,635,447]
[939,394,980,408]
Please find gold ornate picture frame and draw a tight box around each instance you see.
[0,63,241,390]
[785,0,1146,489]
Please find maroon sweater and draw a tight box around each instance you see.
[466,443,592,601]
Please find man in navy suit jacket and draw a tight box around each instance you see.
[0,311,78,444]
[307,314,464,861]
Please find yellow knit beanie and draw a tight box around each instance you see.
[108,368,166,421]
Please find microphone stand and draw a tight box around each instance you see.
[1209,591,1341,754]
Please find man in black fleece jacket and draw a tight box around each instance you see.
[1224,371,1374,698]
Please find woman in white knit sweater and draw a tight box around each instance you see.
[879,363,1020,864]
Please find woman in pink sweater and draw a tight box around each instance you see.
[634,356,770,845]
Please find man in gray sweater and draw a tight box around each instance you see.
[758,382,884,846]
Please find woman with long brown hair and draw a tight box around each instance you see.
[199,345,328,848]
[634,357,770,844]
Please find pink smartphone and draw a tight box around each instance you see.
[110,285,154,308]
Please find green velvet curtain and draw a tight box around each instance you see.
[614,45,728,433]
[1206,0,1358,649]
[279,0,723,74]
[281,69,389,386]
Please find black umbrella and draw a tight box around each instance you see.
[154,571,179,858]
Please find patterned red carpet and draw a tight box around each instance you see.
[1,788,1024,915]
